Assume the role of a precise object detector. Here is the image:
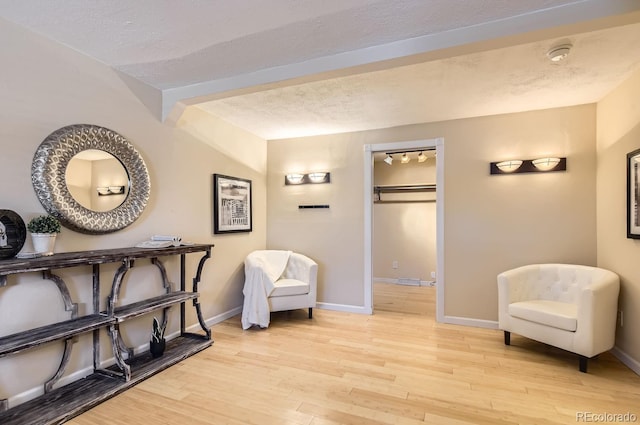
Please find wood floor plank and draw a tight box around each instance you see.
[67,283,640,424]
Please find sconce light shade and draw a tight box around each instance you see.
[308,172,328,183]
[401,153,410,164]
[495,160,523,173]
[417,151,427,162]
[285,173,305,184]
[384,154,393,165]
[532,157,561,171]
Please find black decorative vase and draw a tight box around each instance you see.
[149,339,166,358]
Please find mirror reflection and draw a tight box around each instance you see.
[65,149,130,212]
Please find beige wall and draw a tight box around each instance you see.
[267,135,365,307]
[0,20,267,405]
[267,105,597,321]
[596,67,640,367]
[373,159,437,282]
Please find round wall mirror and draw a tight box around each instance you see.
[32,124,150,234]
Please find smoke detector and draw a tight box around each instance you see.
[547,44,572,62]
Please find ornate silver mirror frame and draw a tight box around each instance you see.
[32,124,150,234]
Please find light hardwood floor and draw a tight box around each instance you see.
[69,283,639,424]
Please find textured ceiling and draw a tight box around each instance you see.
[1,0,639,140]
[198,22,640,139]
[0,0,579,89]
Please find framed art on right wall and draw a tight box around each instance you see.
[627,148,640,238]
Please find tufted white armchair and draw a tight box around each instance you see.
[242,250,318,329]
[498,264,619,372]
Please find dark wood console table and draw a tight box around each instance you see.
[0,244,214,424]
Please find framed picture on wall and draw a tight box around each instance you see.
[627,148,640,239]
[213,174,252,234]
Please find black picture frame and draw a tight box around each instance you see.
[627,148,640,239]
[213,174,252,234]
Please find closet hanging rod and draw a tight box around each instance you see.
[374,184,436,193]
[374,200,436,204]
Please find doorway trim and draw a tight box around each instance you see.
[363,137,444,322]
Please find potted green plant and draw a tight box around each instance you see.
[27,215,61,255]
[149,316,166,358]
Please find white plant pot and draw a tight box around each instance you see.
[31,233,56,255]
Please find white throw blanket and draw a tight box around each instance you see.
[241,250,291,329]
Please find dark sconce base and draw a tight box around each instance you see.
[490,158,566,175]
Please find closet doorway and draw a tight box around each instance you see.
[363,138,444,320]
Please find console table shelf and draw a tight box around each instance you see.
[0,335,211,425]
[0,244,214,423]
[112,291,199,322]
[0,314,112,357]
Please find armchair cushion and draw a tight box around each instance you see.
[271,279,310,297]
[509,300,577,331]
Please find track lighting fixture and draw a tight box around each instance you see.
[382,149,434,166]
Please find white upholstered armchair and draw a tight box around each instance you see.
[242,250,318,329]
[498,264,619,372]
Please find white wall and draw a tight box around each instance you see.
[596,67,640,371]
[0,19,267,406]
[267,105,597,321]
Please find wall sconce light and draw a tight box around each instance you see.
[495,160,523,173]
[490,157,566,175]
[96,185,125,196]
[384,154,393,165]
[285,172,331,185]
[285,173,304,184]
[308,172,328,183]
[531,157,561,171]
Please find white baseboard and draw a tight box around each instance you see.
[374,277,435,287]
[5,386,43,410]
[203,306,243,328]
[441,315,499,329]
[316,302,372,314]
[611,346,640,376]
